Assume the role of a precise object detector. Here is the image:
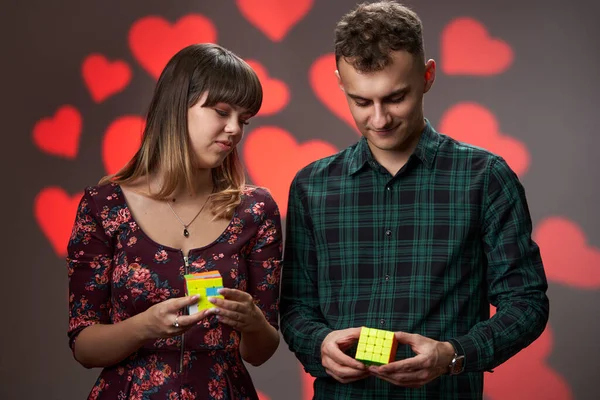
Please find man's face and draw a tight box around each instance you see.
[337,50,435,160]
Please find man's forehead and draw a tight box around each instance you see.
[339,64,413,99]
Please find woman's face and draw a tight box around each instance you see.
[187,91,252,169]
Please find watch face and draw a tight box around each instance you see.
[451,355,465,374]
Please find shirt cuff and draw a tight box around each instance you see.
[447,335,493,373]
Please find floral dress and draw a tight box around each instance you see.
[67,183,282,400]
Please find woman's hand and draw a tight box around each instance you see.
[208,288,266,333]
[140,295,213,339]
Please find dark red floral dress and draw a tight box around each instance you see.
[67,183,282,400]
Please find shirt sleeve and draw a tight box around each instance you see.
[448,156,550,372]
[67,188,114,353]
[245,188,283,330]
[280,176,332,378]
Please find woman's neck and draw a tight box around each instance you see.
[149,168,214,201]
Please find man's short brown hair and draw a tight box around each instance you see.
[334,1,424,73]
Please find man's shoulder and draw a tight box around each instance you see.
[435,132,504,172]
[293,142,358,183]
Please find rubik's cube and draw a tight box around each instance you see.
[355,327,398,366]
[184,271,224,314]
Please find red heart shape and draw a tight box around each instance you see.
[309,53,359,135]
[301,364,315,400]
[32,105,82,159]
[485,322,572,400]
[245,60,289,116]
[102,116,146,175]
[82,54,132,103]
[243,126,338,217]
[533,217,600,288]
[439,102,530,176]
[257,390,270,400]
[35,187,83,257]
[128,14,217,79]
[441,17,513,75]
[237,0,313,42]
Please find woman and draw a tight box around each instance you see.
[67,43,282,400]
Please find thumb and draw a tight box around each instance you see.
[169,295,199,311]
[394,331,418,345]
[346,327,363,338]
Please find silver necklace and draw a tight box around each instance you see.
[166,195,211,238]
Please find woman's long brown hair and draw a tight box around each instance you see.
[99,43,262,219]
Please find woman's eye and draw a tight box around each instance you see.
[215,109,228,117]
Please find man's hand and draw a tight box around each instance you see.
[368,332,455,388]
[321,328,369,383]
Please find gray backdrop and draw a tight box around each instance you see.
[1,0,599,399]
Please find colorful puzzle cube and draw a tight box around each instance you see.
[184,271,224,314]
[355,327,398,366]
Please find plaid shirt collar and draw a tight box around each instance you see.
[348,118,441,175]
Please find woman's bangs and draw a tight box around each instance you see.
[203,61,262,116]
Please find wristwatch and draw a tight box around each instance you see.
[448,353,465,375]
[448,345,465,375]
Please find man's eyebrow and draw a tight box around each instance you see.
[346,87,409,102]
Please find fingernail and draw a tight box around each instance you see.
[217,288,225,295]
[208,297,216,303]
[191,295,199,301]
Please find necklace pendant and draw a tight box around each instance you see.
[183,228,189,238]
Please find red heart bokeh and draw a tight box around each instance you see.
[35,187,83,257]
[237,0,313,42]
[257,390,270,400]
[439,102,530,176]
[243,126,338,217]
[33,105,82,159]
[102,116,146,175]
[301,365,315,400]
[245,60,289,116]
[82,54,132,103]
[485,308,572,400]
[129,14,217,79]
[309,53,359,134]
[533,217,600,288]
[441,17,513,75]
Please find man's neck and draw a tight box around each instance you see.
[370,133,424,175]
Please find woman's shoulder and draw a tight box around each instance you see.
[239,185,281,217]
[82,182,124,208]
[240,185,276,204]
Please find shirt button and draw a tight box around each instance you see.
[385,275,390,281]
[386,186,392,191]
[385,229,392,237]
[380,319,385,326]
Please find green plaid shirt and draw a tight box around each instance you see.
[280,121,549,399]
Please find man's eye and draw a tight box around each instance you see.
[389,96,405,103]
[355,101,369,107]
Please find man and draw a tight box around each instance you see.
[280,1,549,399]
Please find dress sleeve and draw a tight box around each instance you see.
[67,188,115,353]
[245,188,283,330]
[448,156,549,372]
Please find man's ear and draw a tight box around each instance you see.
[335,70,345,92]
[423,59,436,93]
